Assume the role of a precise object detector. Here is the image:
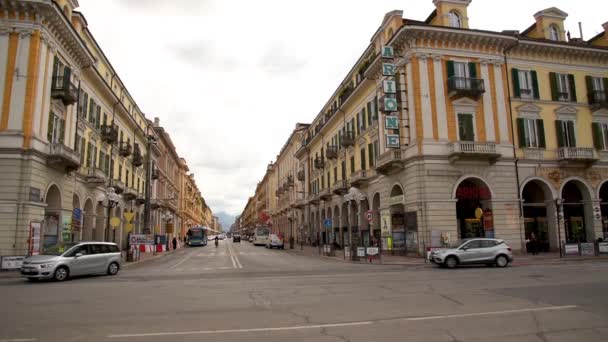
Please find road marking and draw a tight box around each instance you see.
[0,339,38,342]
[107,305,577,339]
[227,242,243,269]
[169,252,194,269]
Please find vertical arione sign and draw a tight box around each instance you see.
[72,208,82,232]
[381,45,400,149]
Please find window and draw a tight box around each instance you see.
[592,122,608,151]
[367,102,373,126]
[514,69,539,99]
[550,73,576,102]
[448,11,462,28]
[549,25,560,41]
[368,143,374,168]
[462,240,483,249]
[517,118,545,148]
[360,147,366,171]
[341,161,346,180]
[555,120,576,148]
[47,112,65,144]
[457,113,475,141]
[587,76,608,104]
[350,157,355,174]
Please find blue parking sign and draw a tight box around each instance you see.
[324,219,332,228]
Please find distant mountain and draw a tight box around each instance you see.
[215,211,235,231]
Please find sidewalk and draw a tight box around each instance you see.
[283,245,608,267]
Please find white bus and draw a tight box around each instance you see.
[253,226,271,246]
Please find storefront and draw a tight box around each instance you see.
[562,181,589,243]
[600,182,608,240]
[455,179,494,239]
[521,180,553,252]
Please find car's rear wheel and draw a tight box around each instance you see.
[495,255,509,268]
[107,262,120,276]
[53,266,69,281]
[444,256,458,269]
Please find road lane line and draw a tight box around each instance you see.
[106,305,577,339]
[227,241,242,269]
[169,251,194,269]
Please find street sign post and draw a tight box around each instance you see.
[324,218,332,229]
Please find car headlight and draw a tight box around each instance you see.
[39,263,55,269]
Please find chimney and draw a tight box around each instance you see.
[153,117,160,127]
[604,21,608,34]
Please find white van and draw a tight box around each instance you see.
[253,227,270,246]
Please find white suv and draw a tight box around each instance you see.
[429,238,513,269]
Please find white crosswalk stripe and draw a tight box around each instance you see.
[172,267,232,272]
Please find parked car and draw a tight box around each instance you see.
[20,242,122,281]
[266,234,284,249]
[249,236,254,243]
[429,238,513,269]
[233,235,241,243]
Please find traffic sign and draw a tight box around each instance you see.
[324,218,332,228]
[165,222,174,234]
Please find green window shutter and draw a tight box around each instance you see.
[468,62,477,78]
[536,119,546,148]
[446,60,455,78]
[350,157,355,174]
[516,118,526,147]
[549,72,558,101]
[555,120,565,147]
[47,114,54,142]
[360,148,366,170]
[568,74,577,102]
[52,56,59,78]
[368,143,374,168]
[373,96,379,119]
[592,122,603,150]
[59,119,65,144]
[96,106,101,129]
[531,71,540,100]
[567,121,577,147]
[511,68,521,98]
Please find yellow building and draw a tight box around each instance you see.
[0,0,207,255]
[243,0,608,255]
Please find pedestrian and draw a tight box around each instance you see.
[530,232,538,256]
[172,237,177,250]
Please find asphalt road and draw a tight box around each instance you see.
[1,240,608,342]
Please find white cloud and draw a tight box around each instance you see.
[78,0,607,215]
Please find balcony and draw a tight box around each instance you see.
[150,198,161,209]
[50,75,78,105]
[294,193,307,209]
[341,131,355,148]
[447,77,485,98]
[112,179,125,194]
[100,125,119,144]
[296,170,305,183]
[350,169,374,188]
[85,168,106,185]
[151,168,160,180]
[376,149,403,175]
[307,193,320,205]
[448,142,500,163]
[118,142,132,157]
[314,157,325,170]
[523,148,545,161]
[47,143,81,171]
[589,90,608,110]
[556,147,598,166]
[319,188,332,201]
[122,188,137,201]
[326,146,338,160]
[332,180,348,195]
[136,193,145,206]
[132,146,144,167]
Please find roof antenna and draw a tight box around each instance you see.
[578,22,584,39]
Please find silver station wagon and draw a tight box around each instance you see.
[20,242,122,281]
[429,238,514,269]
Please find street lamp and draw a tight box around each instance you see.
[98,187,121,242]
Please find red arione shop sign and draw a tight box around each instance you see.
[456,186,491,200]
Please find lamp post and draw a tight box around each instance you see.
[101,187,121,242]
[162,210,173,250]
[555,198,563,258]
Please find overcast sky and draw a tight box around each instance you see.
[78,0,606,217]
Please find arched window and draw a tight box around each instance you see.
[549,25,560,41]
[448,11,462,28]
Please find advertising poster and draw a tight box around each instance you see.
[29,221,41,256]
[380,210,392,237]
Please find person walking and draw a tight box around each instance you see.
[172,237,177,250]
[530,232,538,255]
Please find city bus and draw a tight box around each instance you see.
[253,226,271,246]
[187,226,208,247]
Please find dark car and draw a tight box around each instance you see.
[233,235,241,243]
